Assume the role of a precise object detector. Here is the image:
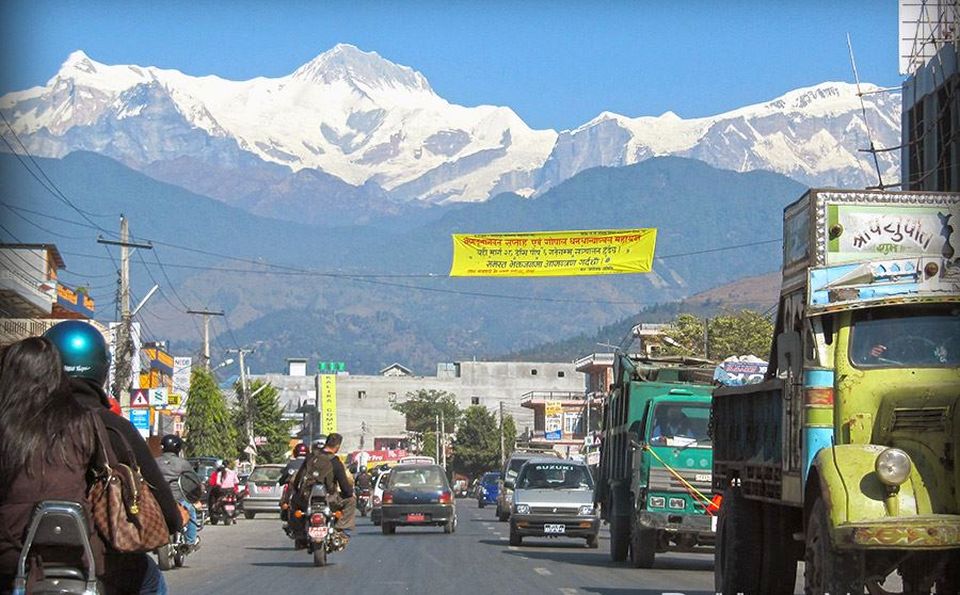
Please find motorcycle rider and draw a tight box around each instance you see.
[44,320,181,594]
[156,435,201,547]
[291,433,355,543]
[355,465,373,492]
[208,461,239,515]
[279,443,309,525]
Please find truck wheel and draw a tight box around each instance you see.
[759,503,798,594]
[804,497,859,595]
[630,527,656,568]
[609,513,630,562]
[715,487,763,594]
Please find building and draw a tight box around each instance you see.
[252,359,586,452]
[0,243,100,345]
[900,1,959,192]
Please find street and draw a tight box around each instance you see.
[165,500,794,595]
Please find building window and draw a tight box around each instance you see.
[531,368,538,376]
[557,371,565,378]
[357,390,366,399]
[388,391,397,399]
[471,396,480,405]
[564,413,582,435]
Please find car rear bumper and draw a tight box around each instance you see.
[243,497,281,512]
[512,514,600,537]
[381,504,455,525]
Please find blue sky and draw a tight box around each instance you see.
[1,1,900,131]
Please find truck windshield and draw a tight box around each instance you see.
[850,306,960,368]
[649,403,711,447]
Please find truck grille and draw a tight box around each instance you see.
[891,407,948,432]
[648,467,712,494]
[529,506,579,515]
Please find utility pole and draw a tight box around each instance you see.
[98,217,152,410]
[499,401,505,467]
[228,347,256,464]
[435,414,440,462]
[703,317,710,360]
[186,309,224,368]
[440,410,446,469]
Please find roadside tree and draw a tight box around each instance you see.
[390,389,462,435]
[232,380,293,464]
[184,367,237,459]
[658,310,773,360]
[453,405,500,477]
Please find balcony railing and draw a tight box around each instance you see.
[520,390,586,405]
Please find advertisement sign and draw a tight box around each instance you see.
[713,357,768,386]
[826,203,959,265]
[544,401,563,441]
[319,374,337,434]
[150,387,168,407]
[450,228,657,277]
[129,409,150,438]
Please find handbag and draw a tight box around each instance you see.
[87,413,170,553]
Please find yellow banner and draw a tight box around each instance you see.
[545,401,563,416]
[320,374,337,434]
[449,229,657,277]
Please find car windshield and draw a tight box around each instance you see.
[505,458,529,482]
[389,467,446,489]
[517,463,593,490]
[649,403,711,446]
[248,467,283,482]
[850,306,960,368]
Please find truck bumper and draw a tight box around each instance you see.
[834,514,960,550]
[638,511,716,544]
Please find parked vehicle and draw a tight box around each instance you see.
[497,450,561,522]
[303,485,348,567]
[11,501,100,594]
[370,470,391,526]
[508,458,600,548]
[712,189,960,594]
[594,354,717,567]
[380,464,457,535]
[476,471,500,508]
[242,464,284,519]
[209,491,239,525]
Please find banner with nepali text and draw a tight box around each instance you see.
[449,228,657,277]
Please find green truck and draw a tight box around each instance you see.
[595,355,718,567]
[712,189,960,594]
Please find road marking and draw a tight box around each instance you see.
[559,589,578,595]
[534,567,552,576]
[508,545,519,551]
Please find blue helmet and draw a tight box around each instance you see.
[43,320,110,386]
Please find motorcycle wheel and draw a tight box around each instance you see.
[157,545,174,571]
[313,546,327,567]
[174,551,185,568]
[210,517,219,526]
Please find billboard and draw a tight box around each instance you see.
[544,401,563,441]
[319,374,337,434]
[450,229,657,277]
[172,356,192,408]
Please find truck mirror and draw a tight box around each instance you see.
[627,431,642,450]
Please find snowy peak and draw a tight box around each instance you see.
[290,44,433,93]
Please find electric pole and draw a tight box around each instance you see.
[187,309,224,368]
[703,317,710,360]
[228,347,256,464]
[97,216,152,410]
[440,410,446,469]
[499,401,505,467]
[435,414,439,462]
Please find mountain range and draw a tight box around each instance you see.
[1,45,901,226]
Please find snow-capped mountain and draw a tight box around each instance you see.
[0,45,901,215]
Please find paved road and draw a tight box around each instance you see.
[164,500,794,595]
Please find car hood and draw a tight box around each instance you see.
[513,488,593,506]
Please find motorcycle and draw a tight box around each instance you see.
[303,485,347,567]
[156,475,203,571]
[209,490,239,525]
[12,500,100,594]
[357,488,371,517]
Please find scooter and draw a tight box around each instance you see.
[209,490,238,525]
[304,485,347,567]
[12,501,100,594]
[357,488,371,517]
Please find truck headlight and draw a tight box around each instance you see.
[515,503,530,515]
[578,505,595,516]
[875,448,912,486]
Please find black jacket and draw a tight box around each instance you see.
[70,378,182,533]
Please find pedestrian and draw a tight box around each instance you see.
[0,337,102,591]
[44,321,182,594]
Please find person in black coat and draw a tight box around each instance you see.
[45,321,182,595]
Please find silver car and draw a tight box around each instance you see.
[509,458,600,548]
[241,464,284,518]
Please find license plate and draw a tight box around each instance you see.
[711,515,718,532]
[308,526,328,541]
[544,524,565,534]
[406,513,426,522]
[258,485,272,493]
[225,505,235,512]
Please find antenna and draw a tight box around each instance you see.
[847,32,887,190]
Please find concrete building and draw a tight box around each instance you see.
[252,359,586,452]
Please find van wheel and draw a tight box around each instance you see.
[244,511,256,519]
[509,523,522,546]
[586,534,599,549]
[381,522,395,535]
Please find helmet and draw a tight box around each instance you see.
[359,465,367,473]
[160,434,183,454]
[293,443,309,457]
[43,321,110,386]
[312,439,325,449]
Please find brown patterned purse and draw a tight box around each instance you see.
[87,414,169,552]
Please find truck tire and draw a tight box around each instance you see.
[715,487,763,594]
[610,513,630,562]
[630,526,656,568]
[759,503,798,594]
[804,497,859,595]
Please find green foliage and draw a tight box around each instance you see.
[184,367,237,459]
[232,380,294,464]
[390,389,462,435]
[502,414,517,457]
[659,310,774,360]
[420,430,439,461]
[453,406,501,477]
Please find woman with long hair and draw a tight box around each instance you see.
[0,336,101,590]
